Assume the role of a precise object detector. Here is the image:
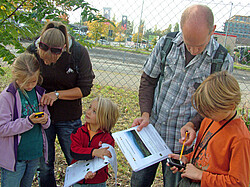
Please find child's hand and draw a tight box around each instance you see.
[29,113,48,125]
[85,171,96,180]
[167,154,188,173]
[92,147,112,159]
[181,163,203,181]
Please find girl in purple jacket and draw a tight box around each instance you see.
[0,53,50,187]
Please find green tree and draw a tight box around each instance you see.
[87,17,110,43]
[132,20,144,44]
[173,22,179,32]
[162,24,172,36]
[153,25,162,37]
[0,0,109,75]
[144,28,154,40]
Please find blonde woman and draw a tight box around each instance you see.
[168,71,250,187]
[26,21,95,186]
[0,53,50,187]
[70,96,119,186]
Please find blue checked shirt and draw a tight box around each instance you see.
[144,32,233,153]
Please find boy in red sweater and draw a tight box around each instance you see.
[168,71,250,187]
[70,96,119,186]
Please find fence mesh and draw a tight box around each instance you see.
[68,0,250,114]
[0,1,249,186]
[1,0,250,118]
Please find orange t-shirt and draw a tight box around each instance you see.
[87,124,98,140]
[185,118,250,187]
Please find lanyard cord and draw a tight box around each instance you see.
[191,111,237,164]
[22,92,36,113]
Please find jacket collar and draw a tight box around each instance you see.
[82,122,104,134]
[7,82,45,96]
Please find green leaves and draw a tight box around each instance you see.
[0,0,109,75]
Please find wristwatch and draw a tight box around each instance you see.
[54,91,59,100]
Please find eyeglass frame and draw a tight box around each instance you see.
[38,42,63,55]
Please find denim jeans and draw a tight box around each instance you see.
[1,158,40,187]
[131,149,193,187]
[73,182,106,187]
[38,119,82,187]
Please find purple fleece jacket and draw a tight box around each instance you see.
[0,83,50,171]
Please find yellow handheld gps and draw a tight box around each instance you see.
[34,112,44,118]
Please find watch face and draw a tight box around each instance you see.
[55,91,59,98]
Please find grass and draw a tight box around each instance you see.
[30,84,164,186]
[0,64,249,186]
[0,73,164,186]
[234,62,250,71]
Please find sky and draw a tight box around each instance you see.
[68,0,249,33]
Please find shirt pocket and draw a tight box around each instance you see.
[186,70,208,103]
[163,56,178,79]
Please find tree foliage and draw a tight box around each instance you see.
[0,0,109,75]
[87,16,110,43]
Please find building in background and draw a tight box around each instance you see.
[214,31,237,54]
[224,15,250,46]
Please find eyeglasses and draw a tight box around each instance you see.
[39,42,63,55]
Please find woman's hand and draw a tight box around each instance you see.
[29,113,48,125]
[40,92,58,106]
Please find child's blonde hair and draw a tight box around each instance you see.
[95,96,119,132]
[12,53,42,92]
[40,21,69,53]
[192,71,241,118]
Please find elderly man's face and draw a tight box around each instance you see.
[182,24,215,56]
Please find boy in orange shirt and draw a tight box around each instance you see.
[168,71,250,187]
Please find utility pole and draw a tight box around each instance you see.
[136,0,144,51]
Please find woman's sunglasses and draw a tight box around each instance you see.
[39,42,63,55]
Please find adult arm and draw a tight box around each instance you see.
[132,72,158,131]
[40,87,82,106]
[75,45,95,97]
[40,45,95,106]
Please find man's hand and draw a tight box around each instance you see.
[131,112,150,131]
[92,147,112,159]
[179,122,196,146]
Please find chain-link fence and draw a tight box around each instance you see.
[68,0,250,113]
[1,0,249,118]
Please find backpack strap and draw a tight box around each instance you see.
[158,32,179,93]
[70,39,83,74]
[210,44,228,74]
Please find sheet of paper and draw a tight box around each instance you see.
[64,144,117,187]
[113,124,172,172]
